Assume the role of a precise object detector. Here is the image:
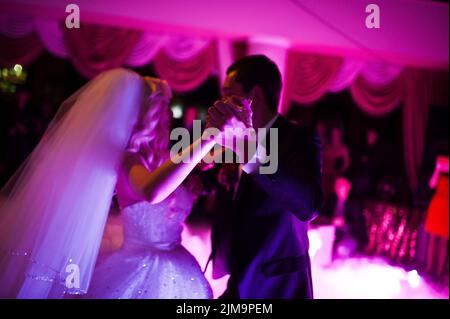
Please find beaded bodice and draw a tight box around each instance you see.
[122,186,193,250]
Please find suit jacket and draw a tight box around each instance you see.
[211,115,323,299]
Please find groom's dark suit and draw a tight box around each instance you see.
[210,115,323,299]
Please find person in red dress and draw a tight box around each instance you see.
[424,155,449,281]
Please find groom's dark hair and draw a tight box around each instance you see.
[226,55,282,113]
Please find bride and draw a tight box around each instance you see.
[0,68,215,299]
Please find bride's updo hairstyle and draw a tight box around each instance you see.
[127,77,172,171]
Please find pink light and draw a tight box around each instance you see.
[335,177,352,200]
[407,270,421,288]
[99,216,448,299]
[308,230,323,258]
[308,226,335,267]
[181,223,229,299]
[311,257,448,299]
[3,0,448,69]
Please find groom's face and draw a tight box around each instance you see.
[222,71,254,113]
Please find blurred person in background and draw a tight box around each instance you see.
[423,155,449,283]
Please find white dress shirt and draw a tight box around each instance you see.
[241,114,279,174]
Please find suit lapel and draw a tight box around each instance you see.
[233,115,290,203]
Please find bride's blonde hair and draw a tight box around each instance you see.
[127,78,172,171]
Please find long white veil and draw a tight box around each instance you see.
[0,68,149,298]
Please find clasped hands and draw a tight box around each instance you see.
[204,96,256,162]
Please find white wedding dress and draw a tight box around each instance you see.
[0,69,211,299]
[84,186,212,299]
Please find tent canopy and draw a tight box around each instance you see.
[2,0,448,70]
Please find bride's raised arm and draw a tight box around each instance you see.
[123,77,218,205]
[128,137,216,204]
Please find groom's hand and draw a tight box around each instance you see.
[205,96,255,162]
[206,96,252,129]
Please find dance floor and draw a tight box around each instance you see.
[100,214,449,299]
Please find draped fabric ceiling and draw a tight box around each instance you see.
[0,12,448,192]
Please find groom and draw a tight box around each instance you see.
[205,55,323,299]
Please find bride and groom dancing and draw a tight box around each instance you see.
[0,55,323,299]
